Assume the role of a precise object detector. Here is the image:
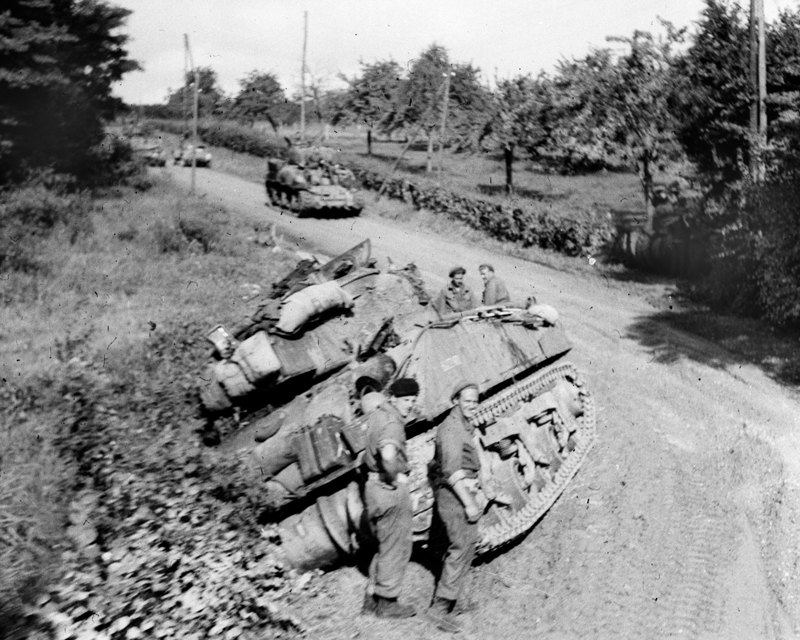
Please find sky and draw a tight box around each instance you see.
[110,0,798,105]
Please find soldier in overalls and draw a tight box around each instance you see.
[362,378,420,618]
[427,380,485,633]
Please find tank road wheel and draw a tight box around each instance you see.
[286,192,303,217]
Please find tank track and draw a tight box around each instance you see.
[472,361,597,555]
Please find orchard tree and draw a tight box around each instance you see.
[335,59,404,154]
[441,62,493,153]
[231,71,285,131]
[541,50,624,173]
[605,25,685,231]
[398,44,450,172]
[482,75,548,194]
[397,44,490,172]
[166,67,226,120]
[0,0,140,179]
[670,1,750,192]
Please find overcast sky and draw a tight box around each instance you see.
[110,0,797,105]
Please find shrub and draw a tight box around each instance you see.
[0,184,93,273]
[178,214,220,253]
[694,179,800,328]
[152,219,186,254]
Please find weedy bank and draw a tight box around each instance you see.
[1,173,310,639]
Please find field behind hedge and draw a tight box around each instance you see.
[151,119,645,257]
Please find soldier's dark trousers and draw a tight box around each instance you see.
[433,486,478,602]
[364,477,413,599]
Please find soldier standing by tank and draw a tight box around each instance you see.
[427,381,486,633]
[361,378,420,619]
[433,266,476,316]
[478,263,511,307]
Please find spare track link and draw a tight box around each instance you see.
[472,361,597,555]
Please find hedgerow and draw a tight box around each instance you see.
[149,119,615,257]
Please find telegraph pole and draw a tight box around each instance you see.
[437,67,452,183]
[749,0,766,181]
[184,34,199,194]
[300,11,308,142]
[758,0,767,181]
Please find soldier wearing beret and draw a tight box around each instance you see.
[433,266,477,316]
[361,377,420,619]
[427,380,485,633]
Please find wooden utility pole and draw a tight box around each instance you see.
[300,11,308,142]
[749,0,766,181]
[184,34,199,194]
[758,0,767,178]
[437,67,452,183]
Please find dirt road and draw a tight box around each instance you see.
[168,166,800,639]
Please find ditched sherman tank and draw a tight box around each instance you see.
[265,146,364,217]
[199,240,596,570]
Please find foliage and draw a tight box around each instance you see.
[0,182,93,273]
[334,60,405,135]
[149,118,615,258]
[353,166,614,257]
[229,71,287,131]
[695,179,800,327]
[670,0,751,192]
[0,387,71,630]
[154,119,286,158]
[605,24,686,229]
[165,67,229,121]
[481,75,549,193]
[538,51,617,174]
[3,323,305,639]
[0,0,140,182]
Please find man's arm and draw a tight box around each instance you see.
[483,280,498,306]
[448,470,482,523]
[378,442,407,486]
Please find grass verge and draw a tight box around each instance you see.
[1,173,309,639]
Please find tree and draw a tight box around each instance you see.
[670,1,751,193]
[605,25,686,231]
[230,71,285,131]
[482,75,548,194]
[399,44,450,172]
[540,50,626,174]
[0,0,139,180]
[335,59,405,154]
[440,62,493,153]
[166,67,226,120]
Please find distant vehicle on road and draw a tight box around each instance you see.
[140,145,167,167]
[174,144,212,168]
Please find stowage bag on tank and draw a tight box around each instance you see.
[295,415,353,481]
[230,331,281,384]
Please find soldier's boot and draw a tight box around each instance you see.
[361,591,378,616]
[374,595,416,619]
[453,596,479,615]
[427,597,460,634]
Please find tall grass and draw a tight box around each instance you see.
[0,172,301,635]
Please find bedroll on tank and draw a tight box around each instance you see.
[276,281,354,335]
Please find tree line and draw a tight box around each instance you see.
[4,0,800,325]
